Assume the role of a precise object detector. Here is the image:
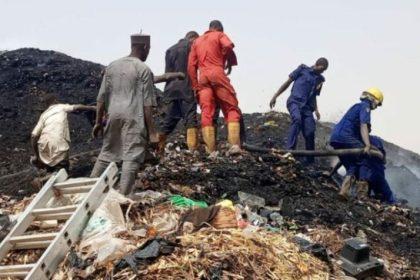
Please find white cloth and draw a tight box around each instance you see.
[32,104,75,166]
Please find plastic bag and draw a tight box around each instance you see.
[169,195,207,208]
[133,190,166,205]
[79,189,134,265]
[152,212,179,235]
[238,191,265,209]
[116,238,177,273]
[216,199,235,210]
[96,238,136,264]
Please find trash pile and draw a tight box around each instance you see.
[0,49,419,279]
[0,194,34,241]
[0,140,419,279]
[131,143,419,279]
[50,189,330,279]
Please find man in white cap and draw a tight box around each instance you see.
[90,34,156,195]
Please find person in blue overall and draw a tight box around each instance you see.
[358,135,396,204]
[270,58,328,164]
[329,88,384,199]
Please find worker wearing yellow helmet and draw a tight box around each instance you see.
[360,87,384,108]
[329,88,384,199]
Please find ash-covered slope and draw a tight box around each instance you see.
[0,48,419,206]
[239,112,420,207]
[0,48,103,176]
[0,48,418,278]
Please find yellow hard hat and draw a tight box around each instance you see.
[364,87,384,105]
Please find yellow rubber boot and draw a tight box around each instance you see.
[202,126,216,153]
[186,128,198,151]
[339,175,355,200]
[157,134,167,155]
[356,180,369,199]
[227,122,241,146]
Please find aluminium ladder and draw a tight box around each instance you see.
[0,162,118,279]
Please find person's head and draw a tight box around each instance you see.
[42,94,58,107]
[313,57,329,74]
[209,20,224,32]
[185,31,199,44]
[360,87,384,110]
[130,34,151,61]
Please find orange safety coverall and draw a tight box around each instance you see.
[187,30,242,127]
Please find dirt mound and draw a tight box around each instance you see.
[1,48,419,206]
[0,48,103,177]
[0,48,419,278]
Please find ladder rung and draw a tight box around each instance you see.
[32,205,77,215]
[59,186,92,194]
[33,212,73,221]
[54,178,98,188]
[14,240,51,249]
[10,233,57,244]
[0,271,30,277]
[0,264,34,273]
[0,163,118,280]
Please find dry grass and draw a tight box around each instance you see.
[113,228,329,280]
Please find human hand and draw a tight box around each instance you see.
[315,110,321,120]
[363,145,372,155]
[269,97,277,109]
[92,123,103,139]
[174,72,185,80]
[225,64,232,75]
[167,72,185,81]
[30,155,39,165]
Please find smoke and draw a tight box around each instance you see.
[386,164,420,207]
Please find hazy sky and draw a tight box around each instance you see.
[1,0,419,153]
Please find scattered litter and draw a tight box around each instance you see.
[116,238,177,274]
[152,212,179,235]
[96,238,136,265]
[216,199,235,210]
[169,195,208,208]
[294,234,331,265]
[181,205,220,233]
[263,120,278,127]
[127,228,330,279]
[356,229,367,243]
[133,228,147,238]
[0,214,15,241]
[269,212,284,227]
[210,207,238,229]
[79,189,134,265]
[238,191,265,209]
[237,204,267,226]
[133,190,167,205]
[340,238,384,279]
[67,249,90,270]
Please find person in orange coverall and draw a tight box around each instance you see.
[188,20,242,153]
